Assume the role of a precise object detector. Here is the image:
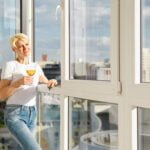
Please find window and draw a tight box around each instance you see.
[69,97,118,150]
[124,0,150,150]
[141,0,150,83]
[37,93,60,150]
[69,0,117,81]
[34,0,61,83]
[137,108,150,150]
[34,1,62,150]
[0,0,20,70]
[0,0,21,149]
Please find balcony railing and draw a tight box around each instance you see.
[37,84,61,150]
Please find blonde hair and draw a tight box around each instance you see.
[10,33,29,49]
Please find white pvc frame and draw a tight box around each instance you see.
[22,0,150,150]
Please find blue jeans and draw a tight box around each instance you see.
[4,105,41,150]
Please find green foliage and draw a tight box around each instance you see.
[0,111,5,128]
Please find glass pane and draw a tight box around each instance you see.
[70,0,111,81]
[141,0,150,82]
[0,0,20,71]
[138,108,150,150]
[34,0,61,84]
[0,0,21,149]
[37,93,60,150]
[69,97,118,150]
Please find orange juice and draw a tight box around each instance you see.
[26,70,36,76]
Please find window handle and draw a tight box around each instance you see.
[55,5,61,20]
[55,0,64,20]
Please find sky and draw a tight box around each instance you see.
[35,0,61,62]
[142,0,150,47]
[0,0,150,68]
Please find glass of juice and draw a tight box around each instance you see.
[26,64,36,76]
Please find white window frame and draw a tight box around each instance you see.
[121,0,150,150]
[63,0,121,150]
[22,0,150,150]
[62,0,120,99]
[123,0,150,104]
[22,0,34,62]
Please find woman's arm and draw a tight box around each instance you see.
[0,76,33,100]
[39,75,57,87]
[0,79,18,100]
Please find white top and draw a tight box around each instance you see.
[1,61,44,106]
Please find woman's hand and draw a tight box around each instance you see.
[22,76,33,85]
[16,76,33,86]
[47,79,58,88]
[39,75,58,88]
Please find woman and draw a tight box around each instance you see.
[0,33,57,150]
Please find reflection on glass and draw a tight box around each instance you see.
[138,108,150,150]
[69,97,118,150]
[141,0,150,82]
[70,0,111,81]
[0,0,20,70]
[37,93,60,150]
[35,0,61,83]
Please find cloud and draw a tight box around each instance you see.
[84,7,110,28]
[35,4,59,22]
[86,6,110,18]
[73,6,110,22]
[69,36,110,61]
[87,37,110,47]
[99,36,110,46]
[95,7,110,17]
[0,7,20,20]
[143,7,150,17]
[35,5,49,14]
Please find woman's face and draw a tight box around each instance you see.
[13,39,31,58]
